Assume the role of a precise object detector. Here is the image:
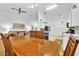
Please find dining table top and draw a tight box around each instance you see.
[10,36,61,56]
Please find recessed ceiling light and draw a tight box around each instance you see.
[46,4,58,11]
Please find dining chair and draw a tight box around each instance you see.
[1,34,15,56]
[64,35,79,56]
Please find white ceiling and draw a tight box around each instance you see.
[0,3,73,32]
[41,3,73,24]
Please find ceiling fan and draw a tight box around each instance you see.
[11,8,27,14]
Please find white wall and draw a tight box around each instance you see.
[38,12,49,30]
[72,7,79,26]
[38,11,68,40]
[74,27,79,34]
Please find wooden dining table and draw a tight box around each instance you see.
[10,36,61,56]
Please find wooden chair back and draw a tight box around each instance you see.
[1,34,14,56]
[64,35,79,56]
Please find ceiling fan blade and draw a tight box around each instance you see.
[11,8,19,11]
[21,11,27,13]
